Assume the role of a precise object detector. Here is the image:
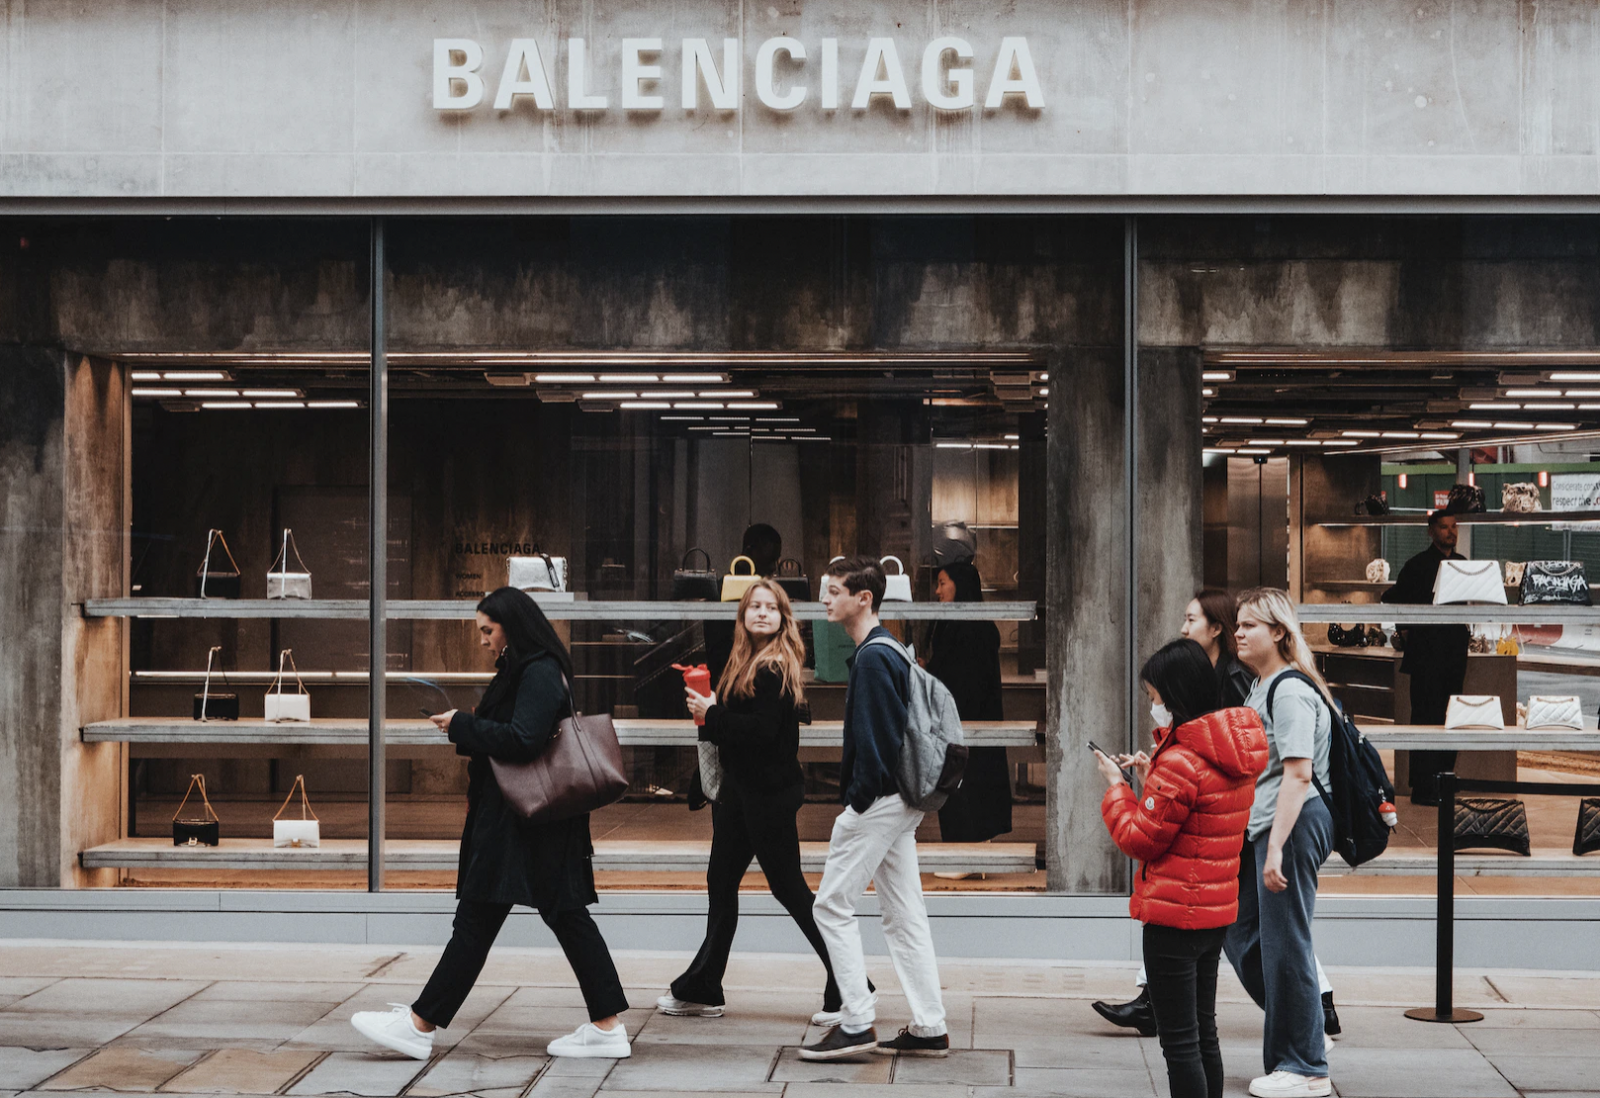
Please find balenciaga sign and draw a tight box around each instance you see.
[433,36,1044,114]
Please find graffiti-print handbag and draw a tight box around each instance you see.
[1519,561,1592,606]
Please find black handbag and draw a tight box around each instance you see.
[172,773,220,847]
[1327,623,1369,648]
[1518,561,1592,606]
[1575,798,1600,856]
[1353,493,1390,516]
[671,548,718,601]
[1453,797,1531,856]
[194,528,242,599]
[775,558,811,603]
[192,646,239,721]
[1444,483,1486,515]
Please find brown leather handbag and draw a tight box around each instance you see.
[489,677,628,822]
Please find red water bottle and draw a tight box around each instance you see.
[673,663,712,726]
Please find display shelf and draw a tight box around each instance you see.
[1297,604,1600,625]
[83,598,1038,622]
[1359,725,1600,751]
[1328,848,1600,878]
[79,838,1039,875]
[1317,509,1600,527]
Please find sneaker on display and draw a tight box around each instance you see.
[799,1025,879,1061]
[350,1003,434,1061]
[655,994,724,1017]
[812,990,878,1027]
[875,1027,950,1057]
[547,1021,631,1059]
[1248,1070,1333,1098]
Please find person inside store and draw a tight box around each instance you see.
[1380,510,1469,805]
[704,523,785,686]
[657,578,852,1023]
[350,588,631,1062]
[1097,638,1268,1098]
[1225,588,1335,1098]
[921,561,1012,851]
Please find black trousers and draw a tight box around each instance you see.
[670,782,841,1009]
[413,899,629,1027]
[1144,923,1227,1098]
[1408,663,1465,801]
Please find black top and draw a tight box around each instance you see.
[447,652,597,911]
[1217,653,1253,708]
[700,666,804,795]
[925,620,1004,722]
[1382,544,1471,675]
[840,626,911,813]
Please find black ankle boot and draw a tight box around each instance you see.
[1322,990,1341,1036]
[1091,987,1157,1037]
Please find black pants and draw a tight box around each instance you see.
[670,782,841,1009]
[1144,923,1227,1098]
[1408,664,1464,802]
[413,899,629,1027]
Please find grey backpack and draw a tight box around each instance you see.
[862,636,970,812]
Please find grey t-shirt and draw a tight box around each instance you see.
[1244,668,1333,841]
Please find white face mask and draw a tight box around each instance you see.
[1151,702,1172,728]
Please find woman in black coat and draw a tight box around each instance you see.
[350,587,631,1062]
[925,562,1013,844]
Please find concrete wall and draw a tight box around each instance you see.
[4,1,1600,200]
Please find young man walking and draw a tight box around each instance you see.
[800,556,949,1061]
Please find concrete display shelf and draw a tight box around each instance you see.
[1318,509,1600,527]
[79,838,1040,875]
[83,598,1038,622]
[1297,604,1600,625]
[1360,725,1600,751]
[1328,848,1600,878]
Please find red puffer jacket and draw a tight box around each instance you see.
[1101,707,1269,930]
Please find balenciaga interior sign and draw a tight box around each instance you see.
[433,36,1043,113]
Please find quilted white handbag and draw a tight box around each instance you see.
[272,774,320,849]
[1433,559,1508,605]
[1524,695,1583,732]
[263,649,311,723]
[266,529,312,600]
[1365,558,1390,583]
[1445,695,1505,730]
[881,556,913,602]
[509,552,567,593]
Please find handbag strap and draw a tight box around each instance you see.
[270,649,307,696]
[173,773,219,823]
[199,645,229,720]
[880,555,905,575]
[268,529,309,577]
[681,547,711,571]
[729,555,755,577]
[198,529,241,596]
[778,557,805,577]
[273,774,318,822]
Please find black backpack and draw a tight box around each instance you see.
[1265,670,1396,868]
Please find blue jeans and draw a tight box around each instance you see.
[1224,795,1333,1078]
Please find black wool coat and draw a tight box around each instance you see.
[926,620,1013,842]
[701,666,805,798]
[447,652,598,911]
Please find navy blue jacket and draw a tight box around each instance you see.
[840,625,911,813]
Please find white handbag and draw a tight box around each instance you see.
[1433,559,1508,605]
[1445,695,1506,730]
[272,774,320,848]
[263,649,311,723]
[818,555,846,600]
[508,552,567,593]
[881,556,913,602]
[1525,695,1583,731]
[266,529,313,600]
[1365,558,1390,583]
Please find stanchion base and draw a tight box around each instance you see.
[1405,1007,1485,1024]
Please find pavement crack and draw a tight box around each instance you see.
[1483,976,1511,1002]
[364,952,406,978]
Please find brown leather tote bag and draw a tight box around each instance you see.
[489,676,628,822]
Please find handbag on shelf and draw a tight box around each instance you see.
[1365,558,1390,583]
[1502,482,1542,513]
[1354,493,1389,516]
[488,675,628,822]
[774,558,811,603]
[1495,632,1521,656]
[266,528,312,600]
[671,548,719,601]
[1434,559,1508,605]
[932,520,977,566]
[1327,623,1369,648]
[1444,483,1486,515]
[194,529,242,599]
[1445,695,1505,730]
[1453,797,1531,856]
[720,555,761,602]
[172,774,220,847]
[1524,695,1582,731]
[1518,561,1592,606]
[264,649,311,723]
[1574,798,1600,856]
[272,774,320,848]
[508,550,568,593]
[192,646,239,721]
[1504,561,1526,586]
[881,556,913,602]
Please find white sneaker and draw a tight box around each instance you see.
[350,1003,434,1061]
[1248,1070,1332,1098]
[656,994,724,1017]
[547,1020,631,1058]
[812,991,878,1027]
[1325,1033,1335,1054]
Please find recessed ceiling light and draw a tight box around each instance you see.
[200,401,252,410]
[1284,440,1321,447]
[620,401,671,410]
[660,415,704,421]
[1504,389,1556,398]
[1220,417,1264,425]
[533,373,596,383]
[1451,420,1494,428]
[1265,418,1309,426]
[1523,402,1576,410]
[582,391,636,400]
[727,402,779,410]
[163,371,230,381]
[1551,372,1600,381]
[131,388,184,397]
[254,401,305,409]
[1494,421,1535,429]
[661,374,728,384]
[1469,402,1519,410]
[1202,416,1218,424]
[1536,423,1579,431]
[598,374,659,384]
[1004,434,1020,440]
[1201,371,1233,382]
[1201,388,1216,397]
[704,390,757,399]
[1418,432,1460,440]
[1322,440,1360,447]
[1235,448,1270,455]
[242,390,302,399]
[130,371,162,381]
[675,402,724,410]
[185,389,240,398]
[1380,431,1420,439]
[308,401,360,409]
[1565,390,1600,398]
[1341,430,1381,438]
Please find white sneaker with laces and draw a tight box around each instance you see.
[1248,1070,1332,1098]
[548,1020,631,1058]
[656,994,724,1017]
[350,1003,434,1061]
[1324,1033,1335,1055]
[812,991,878,1027]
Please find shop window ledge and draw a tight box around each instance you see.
[1362,726,1600,751]
[1297,605,1600,626]
[1317,509,1600,527]
[82,598,1038,622]
[1323,848,1600,878]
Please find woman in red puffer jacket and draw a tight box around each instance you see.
[1096,638,1268,1098]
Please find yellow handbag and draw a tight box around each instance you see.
[721,555,761,602]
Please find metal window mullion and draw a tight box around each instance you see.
[368,217,387,892]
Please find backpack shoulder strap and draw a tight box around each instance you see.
[1264,669,1320,722]
[861,634,913,666]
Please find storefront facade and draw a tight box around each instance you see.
[3,1,1600,965]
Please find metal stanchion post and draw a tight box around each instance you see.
[1406,771,1483,1023]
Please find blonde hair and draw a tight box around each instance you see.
[718,579,807,705]
[1234,586,1335,706]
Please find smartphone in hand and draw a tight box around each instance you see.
[1086,740,1136,784]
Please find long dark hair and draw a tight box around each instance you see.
[477,586,573,681]
[1140,638,1222,730]
[938,561,984,603]
[1194,587,1238,660]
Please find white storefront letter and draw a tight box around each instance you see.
[852,38,911,109]
[921,36,973,110]
[755,37,806,110]
[621,38,664,109]
[820,38,839,110]
[434,38,485,110]
[984,36,1044,109]
[493,39,555,110]
[567,38,608,109]
[682,38,739,109]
